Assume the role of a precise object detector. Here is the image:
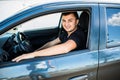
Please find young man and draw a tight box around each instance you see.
[12,11,86,62]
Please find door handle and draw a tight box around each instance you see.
[69,74,88,80]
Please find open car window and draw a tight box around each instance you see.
[5,13,61,34]
[0,10,90,63]
[18,13,61,31]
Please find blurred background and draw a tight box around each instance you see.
[0,0,65,22]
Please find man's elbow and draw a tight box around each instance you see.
[63,48,72,53]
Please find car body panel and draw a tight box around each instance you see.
[98,3,120,80]
[0,1,120,80]
[0,50,98,80]
[0,2,99,80]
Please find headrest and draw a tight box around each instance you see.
[78,11,89,32]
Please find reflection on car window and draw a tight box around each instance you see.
[106,8,120,47]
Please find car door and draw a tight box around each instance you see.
[45,5,100,80]
[0,2,99,80]
[98,3,120,80]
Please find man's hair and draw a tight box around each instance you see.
[61,11,79,19]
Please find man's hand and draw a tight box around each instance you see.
[12,53,35,62]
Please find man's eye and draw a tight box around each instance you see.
[62,20,66,22]
[69,20,73,22]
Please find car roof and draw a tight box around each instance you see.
[27,0,120,6]
[17,0,120,13]
[27,0,120,5]
[1,0,120,3]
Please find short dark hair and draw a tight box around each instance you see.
[61,11,79,19]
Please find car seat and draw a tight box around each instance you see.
[78,11,89,47]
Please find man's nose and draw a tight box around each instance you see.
[65,21,69,26]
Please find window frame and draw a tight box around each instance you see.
[0,3,97,65]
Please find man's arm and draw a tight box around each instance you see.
[12,39,77,62]
[36,37,61,51]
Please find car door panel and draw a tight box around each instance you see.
[0,57,58,80]
[47,5,100,80]
[0,50,98,80]
[98,48,120,80]
[98,4,120,80]
[51,51,98,80]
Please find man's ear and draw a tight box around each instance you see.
[76,19,79,25]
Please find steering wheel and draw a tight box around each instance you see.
[16,32,33,53]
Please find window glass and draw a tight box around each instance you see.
[106,8,120,47]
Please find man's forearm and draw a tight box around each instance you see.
[32,40,76,57]
[32,43,68,57]
[36,38,61,51]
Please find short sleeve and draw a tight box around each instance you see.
[69,30,86,50]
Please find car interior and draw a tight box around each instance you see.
[0,10,90,63]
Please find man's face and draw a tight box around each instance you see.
[62,13,79,33]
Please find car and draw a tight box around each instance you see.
[0,1,120,80]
